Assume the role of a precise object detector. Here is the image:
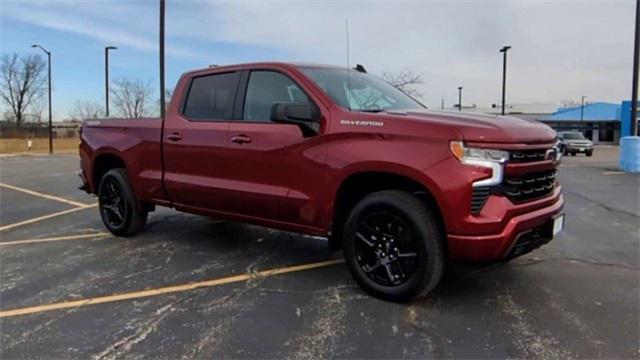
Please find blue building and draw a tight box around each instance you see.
[542,102,621,144]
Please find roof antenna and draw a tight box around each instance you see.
[354,64,367,73]
[345,17,351,111]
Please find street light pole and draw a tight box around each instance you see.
[458,86,463,111]
[631,0,639,136]
[31,44,52,154]
[499,45,511,116]
[105,46,117,117]
[159,0,166,121]
[580,96,586,122]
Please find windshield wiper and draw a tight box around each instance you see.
[357,109,385,113]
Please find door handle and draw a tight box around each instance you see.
[231,134,252,144]
[167,132,182,141]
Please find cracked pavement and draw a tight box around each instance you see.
[0,146,638,359]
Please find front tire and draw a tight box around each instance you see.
[98,168,148,236]
[342,190,445,302]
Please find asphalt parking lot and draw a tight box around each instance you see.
[0,146,638,359]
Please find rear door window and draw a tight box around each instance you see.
[183,72,240,121]
[243,71,309,122]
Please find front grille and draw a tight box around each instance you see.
[503,170,556,203]
[470,186,491,214]
[509,149,548,163]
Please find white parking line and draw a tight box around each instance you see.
[0,182,90,208]
[0,204,97,232]
[0,232,109,246]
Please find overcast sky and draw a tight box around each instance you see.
[0,0,636,120]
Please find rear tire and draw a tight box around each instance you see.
[98,168,148,236]
[342,190,445,302]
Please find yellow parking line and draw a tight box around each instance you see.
[0,182,91,208]
[0,204,97,232]
[0,258,345,318]
[0,232,109,246]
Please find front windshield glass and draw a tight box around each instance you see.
[301,67,425,112]
[562,132,586,140]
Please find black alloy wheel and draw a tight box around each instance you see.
[98,168,148,236]
[353,212,419,287]
[99,176,127,228]
[343,190,445,302]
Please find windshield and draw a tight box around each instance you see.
[562,132,586,140]
[301,67,425,112]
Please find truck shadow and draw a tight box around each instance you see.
[140,210,531,303]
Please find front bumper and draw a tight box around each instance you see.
[565,145,593,152]
[448,188,564,262]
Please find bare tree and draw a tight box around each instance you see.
[70,100,104,120]
[381,69,424,98]
[30,95,47,123]
[110,78,152,118]
[156,87,174,115]
[0,53,46,126]
[2,109,15,122]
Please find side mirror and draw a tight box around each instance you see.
[271,102,320,136]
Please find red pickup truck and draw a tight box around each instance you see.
[80,62,564,301]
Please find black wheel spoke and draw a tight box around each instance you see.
[392,261,406,280]
[356,232,376,247]
[353,210,421,287]
[382,263,399,285]
[112,205,123,220]
[108,182,117,195]
[362,260,382,273]
[361,220,382,239]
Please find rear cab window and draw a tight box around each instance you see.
[183,72,240,121]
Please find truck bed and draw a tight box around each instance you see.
[79,117,167,203]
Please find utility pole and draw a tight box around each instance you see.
[499,45,511,115]
[441,98,444,110]
[580,96,586,121]
[458,87,463,111]
[631,0,639,136]
[159,0,166,121]
[31,44,52,154]
[105,46,117,117]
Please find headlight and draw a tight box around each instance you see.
[552,141,563,161]
[449,141,509,163]
[450,141,508,187]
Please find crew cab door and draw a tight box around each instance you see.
[163,71,240,210]
[225,69,328,229]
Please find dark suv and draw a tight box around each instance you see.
[558,131,594,157]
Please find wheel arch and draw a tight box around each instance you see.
[328,169,447,253]
[92,151,127,193]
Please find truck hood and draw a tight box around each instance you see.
[388,109,557,144]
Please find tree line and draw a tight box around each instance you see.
[1,52,424,126]
[0,53,166,125]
